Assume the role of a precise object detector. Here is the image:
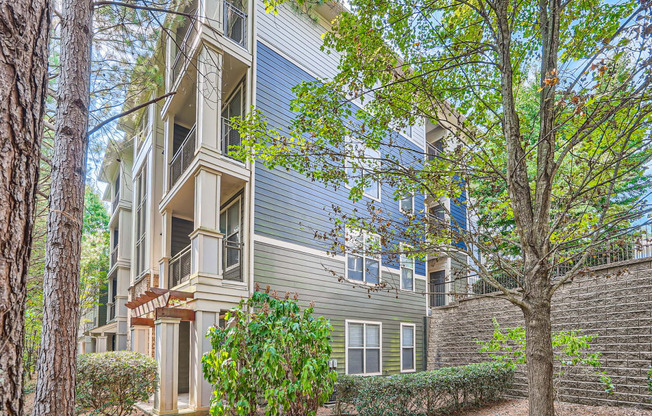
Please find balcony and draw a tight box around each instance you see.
[112,194,119,212]
[221,117,242,160]
[169,244,192,288]
[110,246,118,267]
[427,142,442,161]
[107,303,115,322]
[224,0,246,48]
[171,11,199,85]
[169,125,196,188]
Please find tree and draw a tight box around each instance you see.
[235,1,652,415]
[33,0,93,412]
[0,0,50,413]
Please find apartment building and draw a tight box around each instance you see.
[83,1,468,414]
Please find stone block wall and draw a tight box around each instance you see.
[428,258,652,408]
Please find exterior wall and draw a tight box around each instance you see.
[253,3,433,376]
[428,258,652,409]
[254,240,428,375]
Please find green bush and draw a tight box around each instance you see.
[335,362,513,416]
[76,351,158,416]
[202,290,337,416]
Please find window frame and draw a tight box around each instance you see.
[345,137,381,201]
[220,196,242,273]
[400,243,415,292]
[134,166,148,279]
[345,228,382,285]
[399,193,414,214]
[345,320,383,376]
[400,323,416,373]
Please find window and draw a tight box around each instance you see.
[401,324,416,372]
[399,194,414,214]
[220,197,241,274]
[346,229,380,284]
[346,138,381,200]
[346,321,381,375]
[134,167,148,277]
[400,245,414,291]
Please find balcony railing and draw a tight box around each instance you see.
[110,246,118,267]
[171,13,199,84]
[223,239,243,281]
[169,125,196,188]
[169,244,192,288]
[112,194,119,212]
[107,303,115,321]
[221,117,243,160]
[224,1,247,48]
[427,142,442,161]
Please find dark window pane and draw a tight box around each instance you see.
[348,349,364,374]
[402,348,414,371]
[366,348,380,373]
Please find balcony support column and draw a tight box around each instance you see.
[191,168,223,279]
[95,335,108,353]
[153,317,180,415]
[189,311,217,410]
[131,325,150,355]
[195,45,222,152]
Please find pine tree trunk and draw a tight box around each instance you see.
[32,0,92,413]
[524,300,555,416]
[0,0,50,413]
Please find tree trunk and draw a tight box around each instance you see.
[0,0,50,413]
[32,0,92,413]
[524,300,555,416]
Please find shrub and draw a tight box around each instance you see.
[334,362,513,416]
[202,290,337,416]
[76,351,158,416]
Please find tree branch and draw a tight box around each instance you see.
[87,91,175,137]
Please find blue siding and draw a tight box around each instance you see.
[255,42,429,273]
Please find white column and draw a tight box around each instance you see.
[83,336,93,354]
[154,317,180,415]
[191,168,223,279]
[195,45,222,152]
[189,311,217,410]
[131,325,150,355]
[96,335,108,353]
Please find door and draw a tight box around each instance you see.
[429,270,446,307]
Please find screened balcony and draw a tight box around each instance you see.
[169,124,196,188]
[224,0,247,48]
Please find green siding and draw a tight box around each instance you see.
[253,240,427,375]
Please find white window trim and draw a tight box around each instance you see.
[400,323,416,373]
[344,228,382,286]
[221,196,242,273]
[399,193,414,214]
[400,243,415,292]
[345,320,383,376]
[344,137,382,202]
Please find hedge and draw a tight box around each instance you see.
[334,362,513,416]
[76,351,158,416]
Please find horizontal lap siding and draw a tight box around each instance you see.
[254,240,427,375]
[255,42,426,272]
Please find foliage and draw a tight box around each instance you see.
[477,318,614,394]
[76,351,158,416]
[334,362,513,416]
[202,290,337,416]
[648,367,652,395]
